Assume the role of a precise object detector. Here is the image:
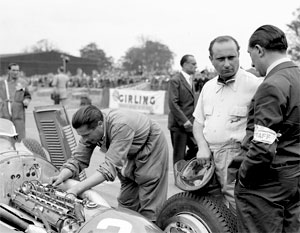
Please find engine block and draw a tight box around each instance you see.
[11,181,88,232]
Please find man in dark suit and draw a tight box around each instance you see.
[235,24,300,233]
[168,55,198,169]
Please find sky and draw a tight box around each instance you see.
[0,0,299,71]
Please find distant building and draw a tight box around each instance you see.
[0,51,98,76]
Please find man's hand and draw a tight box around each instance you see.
[50,168,72,187]
[66,186,80,197]
[50,174,66,187]
[23,98,30,108]
[79,169,87,181]
[183,120,193,132]
[196,145,212,166]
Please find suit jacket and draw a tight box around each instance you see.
[168,72,195,131]
[238,61,300,187]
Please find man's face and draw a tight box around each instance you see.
[76,123,104,145]
[247,46,266,77]
[8,65,20,80]
[183,56,197,75]
[210,40,239,80]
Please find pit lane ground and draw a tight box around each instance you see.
[25,89,182,207]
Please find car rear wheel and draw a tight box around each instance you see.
[157,191,237,233]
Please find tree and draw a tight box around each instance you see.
[23,39,59,53]
[287,7,300,65]
[122,39,174,74]
[80,43,113,71]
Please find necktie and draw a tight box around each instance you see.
[189,76,194,91]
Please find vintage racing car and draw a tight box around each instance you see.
[0,117,163,233]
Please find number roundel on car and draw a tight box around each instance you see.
[97,218,132,233]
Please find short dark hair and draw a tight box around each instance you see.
[72,105,103,130]
[208,36,240,57]
[248,24,288,52]
[58,66,64,72]
[8,63,19,70]
[180,54,193,67]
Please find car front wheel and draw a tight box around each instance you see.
[156,191,237,233]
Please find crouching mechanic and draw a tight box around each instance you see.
[50,105,169,222]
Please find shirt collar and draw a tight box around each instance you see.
[181,70,190,79]
[98,114,107,151]
[217,76,235,85]
[215,72,238,93]
[266,57,290,76]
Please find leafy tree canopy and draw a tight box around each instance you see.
[122,38,174,74]
[287,7,300,65]
[80,42,113,71]
[23,39,60,53]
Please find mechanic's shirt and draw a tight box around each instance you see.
[193,68,262,147]
[63,109,156,181]
[239,60,300,187]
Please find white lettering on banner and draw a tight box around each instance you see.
[96,218,132,233]
[109,88,166,114]
[253,124,277,144]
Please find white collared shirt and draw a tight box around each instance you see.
[193,68,263,146]
[266,57,290,76]
[181,70,192,87]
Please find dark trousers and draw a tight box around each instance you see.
[170,130,198,165]
[235,164,300,233]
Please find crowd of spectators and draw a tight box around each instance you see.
[150,68,215,93]
[1,67,216,93]
[24,68,146,89]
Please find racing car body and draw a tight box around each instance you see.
[0,118,163,233]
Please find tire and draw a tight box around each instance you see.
[157,191,237,233]
[22,138,47,159]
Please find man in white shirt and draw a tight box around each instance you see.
[193,36,262,211]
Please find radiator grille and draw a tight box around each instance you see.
[40,120,66,168]
[62,125,77,153]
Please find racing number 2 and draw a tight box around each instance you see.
[97,218,133,233]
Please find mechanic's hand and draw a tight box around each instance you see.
[50,168,73,187]
[79,169,87,181]
[66,186,79,198]
[196,145,212,166]
[50,174,65,187]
